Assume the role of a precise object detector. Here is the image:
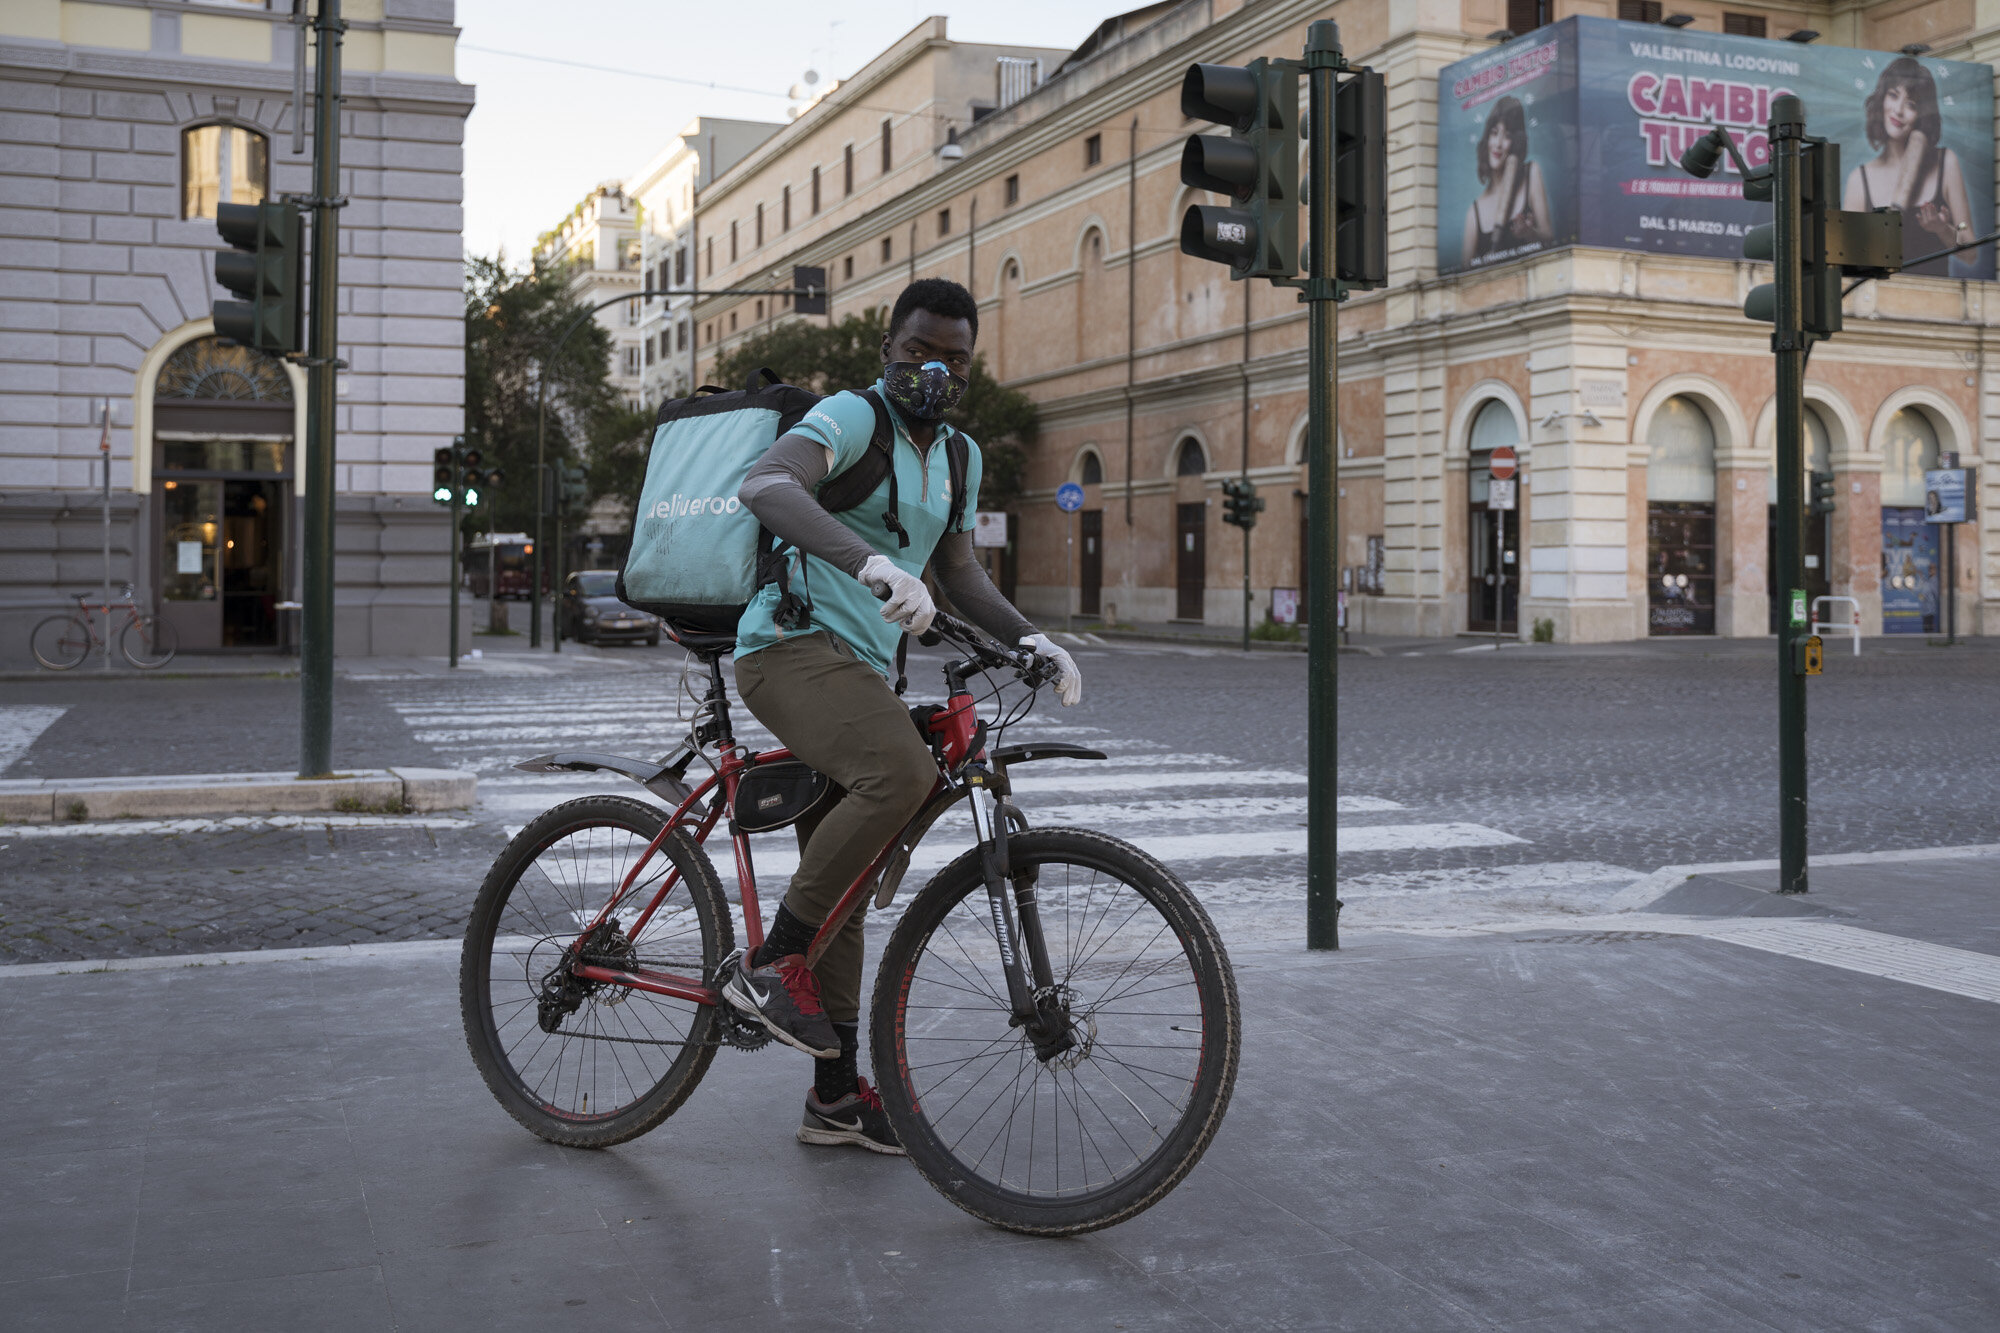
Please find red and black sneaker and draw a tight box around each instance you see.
[719,950,841,1059]
[798,1077,905,1155]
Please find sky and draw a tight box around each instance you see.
[457,1,1108,263]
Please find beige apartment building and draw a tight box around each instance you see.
[690,0,1999,642]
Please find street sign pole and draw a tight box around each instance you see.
[1303,21,1341,950]
[1769,95,1809,896]
[448,478,461,668]
[299,0,343,778]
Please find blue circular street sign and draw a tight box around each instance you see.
[1056,483,1085,512]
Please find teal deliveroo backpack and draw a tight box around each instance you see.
[615,368,968,643]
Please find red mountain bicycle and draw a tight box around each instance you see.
[460,611,1239,1236]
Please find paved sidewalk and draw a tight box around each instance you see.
[6,853,1998,1329]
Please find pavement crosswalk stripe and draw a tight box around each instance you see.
[1653,920,2000,1007]
[1334,823,1528,852]
[0,706,67,774]
[0,813,477,838]
[1008,769,1304,794]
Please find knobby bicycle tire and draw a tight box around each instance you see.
[872,827,1240,1236]
[30,615,91,670]
[461,795,732,1148]
[120,615,176,669]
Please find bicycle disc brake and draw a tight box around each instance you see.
[1028,983,1091,1067]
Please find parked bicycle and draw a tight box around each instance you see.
[460,611,1240,1236]
[30,583,177,670]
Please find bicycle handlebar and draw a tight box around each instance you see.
[865,585,1059,689]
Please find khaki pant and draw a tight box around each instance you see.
[734,631,936,1023]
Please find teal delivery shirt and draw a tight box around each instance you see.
[735,382,982,679]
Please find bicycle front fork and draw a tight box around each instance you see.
[963,767,1074,1062]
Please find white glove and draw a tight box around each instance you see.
[857,554,936,635]
[1023,633,1083,707]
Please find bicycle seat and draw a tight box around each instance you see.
[662,621,736,659]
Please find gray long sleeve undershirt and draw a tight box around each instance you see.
[739,431,1038,646]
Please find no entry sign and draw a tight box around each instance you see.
[1489,446,1518,481]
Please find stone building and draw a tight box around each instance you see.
[0,0,472,666]
[533,182,645,411]
[700,0,1997,642]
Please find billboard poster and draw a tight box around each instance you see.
[1923,468,1969,523]
[1438,18,1995,279]
[1880,507,1940,634]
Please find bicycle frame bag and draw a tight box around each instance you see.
[732,760,841,834]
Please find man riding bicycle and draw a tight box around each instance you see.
[720,278,1082,1154]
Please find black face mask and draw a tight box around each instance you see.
[882,360,967,422]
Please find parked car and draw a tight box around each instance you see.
[559,570,660,646]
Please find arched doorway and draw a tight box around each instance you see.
[1174,437,1207,621]
[1646,396,1717,635]
[1766,406,1834,632]
[153,337,294,651]
[1466,399,1520,633]
[1880,407,1941,634]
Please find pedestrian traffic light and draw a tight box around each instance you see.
[213,201,302,354]
[459,447,484,507]
[1178,59,1300,281]
[1333,69,1388,289]
[1810,470,1836,516]
[1220,477,1264,530]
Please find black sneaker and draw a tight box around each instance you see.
[798,1077,905,1155]
[719,950,841,1059]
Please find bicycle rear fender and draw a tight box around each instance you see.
[512,752,696,808]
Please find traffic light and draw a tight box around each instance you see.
[1810,470,1836,516]
[459,447,484,507]
[1220,477,1265,530]
[560,464,590,520]
[213,201,302,354]
[432,445,455,505]
[1177,59,1300,281]
[1333,69,1387,289]
[1740,139,1900,343]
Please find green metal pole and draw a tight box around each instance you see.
[448,482,460,668]
[299,0,343,778]
[552,506,564,653]
[1770,94,1809,895]
[1304,20,1341,949]
[530,391,546,648]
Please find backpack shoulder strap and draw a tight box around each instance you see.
[815,389,910,548]
[944,433,970,535]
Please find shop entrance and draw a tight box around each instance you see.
[1881,509,1940,634]
[151,338,295,652]
[1175,503,1205,621]
[1644,396,1717,636]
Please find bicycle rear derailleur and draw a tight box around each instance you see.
[536,922,631,1033]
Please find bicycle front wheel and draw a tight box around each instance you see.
[461,795,732,1148]
[872,827,1240,1236]
[30,615,91,670]
[120,615,176,669]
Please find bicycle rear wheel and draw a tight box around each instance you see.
[30,615,91,670]
[461,795,732,1148]
[872,827,1240,1236]
[120,615,176,669]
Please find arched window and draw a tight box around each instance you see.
[1646,396,1716,502]
[182,125,267,220]
[1175,437,1206,476]
[1880,407,1940,506]
[1466,400,1519,504]
[1770,406,1834,503]
[1080,452,1103,484]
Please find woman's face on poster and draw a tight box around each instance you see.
[1485,120,1514,170]
[1882,83,1919,142]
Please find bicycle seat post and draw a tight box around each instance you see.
[705,654,735,748]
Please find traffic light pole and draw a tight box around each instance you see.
[1770,95,1809,895]
[448,482,461,669]
[1303,20,1341,949]
[299,0,343,778]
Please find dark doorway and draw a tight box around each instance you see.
[1176,502,1206,621]
[221,479,285,646]
[1468,504,1519,633]
[1647,502,1715,634]
[1080,509,1102,616]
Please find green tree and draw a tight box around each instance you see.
[713,310,1037,505]
[462,254,623,539]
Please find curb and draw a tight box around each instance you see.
[1085,628,1361,654]
[0,767,476,824]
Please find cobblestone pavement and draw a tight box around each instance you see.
[3,635,1994,963]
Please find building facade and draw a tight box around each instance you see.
[679,0,1998,643]
[0,0,472,667]
[533,182,645,410]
